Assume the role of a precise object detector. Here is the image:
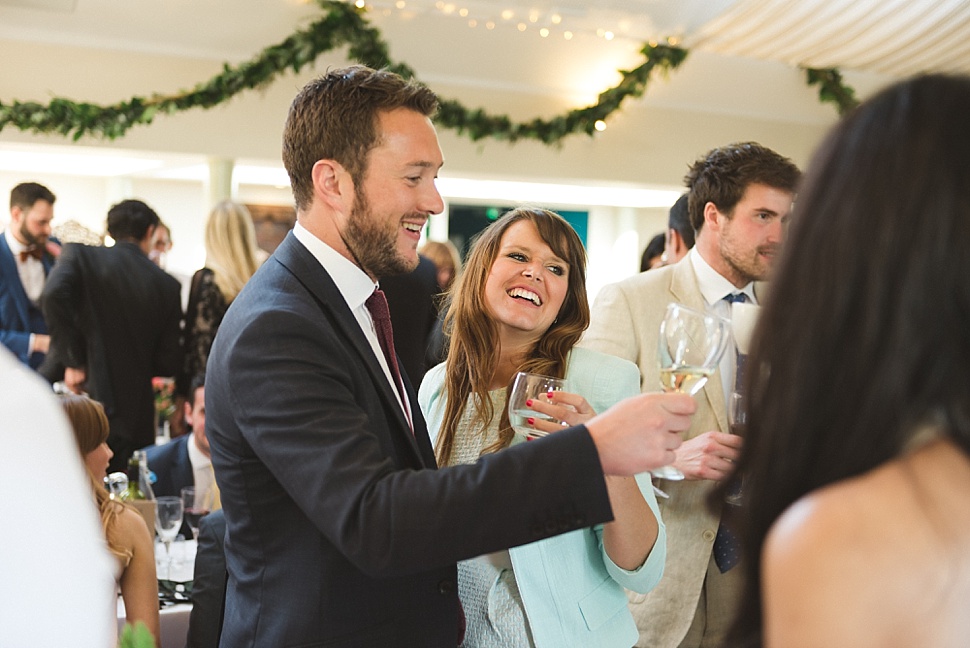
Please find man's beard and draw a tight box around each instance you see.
[19,218,46,248]
[343,188,418,280]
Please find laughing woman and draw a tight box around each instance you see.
[419,208,665,648]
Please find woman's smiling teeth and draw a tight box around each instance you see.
[508,287,542,306]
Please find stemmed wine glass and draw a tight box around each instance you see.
[653,302,731,481]
[508,372,568,440]
[180,486,212,542]
[155,496,184,580]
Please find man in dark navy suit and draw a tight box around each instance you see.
[144,376,219,532]
[145,376,210,496]
[0,182,61,380]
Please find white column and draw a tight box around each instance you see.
[206,157,236,208]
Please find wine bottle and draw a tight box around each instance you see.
[119,456,145,501]
[134,450,156,501]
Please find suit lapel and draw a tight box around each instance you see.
[272,235,426,463]
[668,260,728,434]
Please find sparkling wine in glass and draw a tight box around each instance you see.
[155,496,184,579]
[508,372,568,440]
[725,391,746,506]
[181,486,210,542]
[653,302,731,481]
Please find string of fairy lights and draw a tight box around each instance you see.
[352,0,681,46]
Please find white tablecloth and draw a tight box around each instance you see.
[117,539,196,648]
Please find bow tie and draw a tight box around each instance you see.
[19,246,46,263]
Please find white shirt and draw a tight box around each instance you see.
[0,347,116,647]
[4,228,45,303]
[688,248,758,403]
[292,222,412,426]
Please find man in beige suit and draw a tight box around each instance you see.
[583,142,800,648]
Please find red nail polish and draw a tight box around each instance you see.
[527,417,535,425]
[525,399,533,407]
[547,390,554,398]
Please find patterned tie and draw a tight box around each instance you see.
[714,292,747,572]
[365,289,411,430]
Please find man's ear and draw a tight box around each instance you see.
[312,159,353,211]
[9,206,23,226]
[670,229,685,254]
[703,201,722,232]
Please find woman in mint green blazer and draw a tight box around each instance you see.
[418,208,665,648]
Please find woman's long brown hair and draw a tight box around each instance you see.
[61,394,132,564]
[435,208,590,464]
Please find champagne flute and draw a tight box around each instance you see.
[653,302,731,481]
[180,486,210,542]
[725,391,746,505]
[508,372,568,440]
[154,496,183,580]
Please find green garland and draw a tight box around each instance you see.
[0,0,853,145]
[804,67,860,116]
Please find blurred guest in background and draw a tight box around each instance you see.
[0,346,115,648]
[42,199,183,472]
[420,208,666,647]
[726,74,970,648]
[420,239,462,294]
[662,193,694,266]
[61,392,160,647]
[149,220,173,268]
[144,375,219,536]
[1,181,60,378]
[179,200,262,398]
[420,238,462,368]
[639,232,666,272]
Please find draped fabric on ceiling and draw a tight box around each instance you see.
[690,0,970,77]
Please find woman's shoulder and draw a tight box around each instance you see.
[763,441,970,646]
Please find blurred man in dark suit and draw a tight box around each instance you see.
[42,199,182,472]
[0,182,61,379]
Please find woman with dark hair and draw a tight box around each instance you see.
[419,208,667,647]
[725,74,970,648]
[61,393,160,646]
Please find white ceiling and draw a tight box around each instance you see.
[1,0,960,192]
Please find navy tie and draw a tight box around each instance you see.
[714,292,746,572]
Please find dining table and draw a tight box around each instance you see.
[117,538,196,648]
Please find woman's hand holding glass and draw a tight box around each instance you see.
[516,388,591,437]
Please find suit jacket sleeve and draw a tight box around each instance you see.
[40,243,87,368]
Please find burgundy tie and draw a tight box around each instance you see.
[365,289,411,429]
[366,289,461,637]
